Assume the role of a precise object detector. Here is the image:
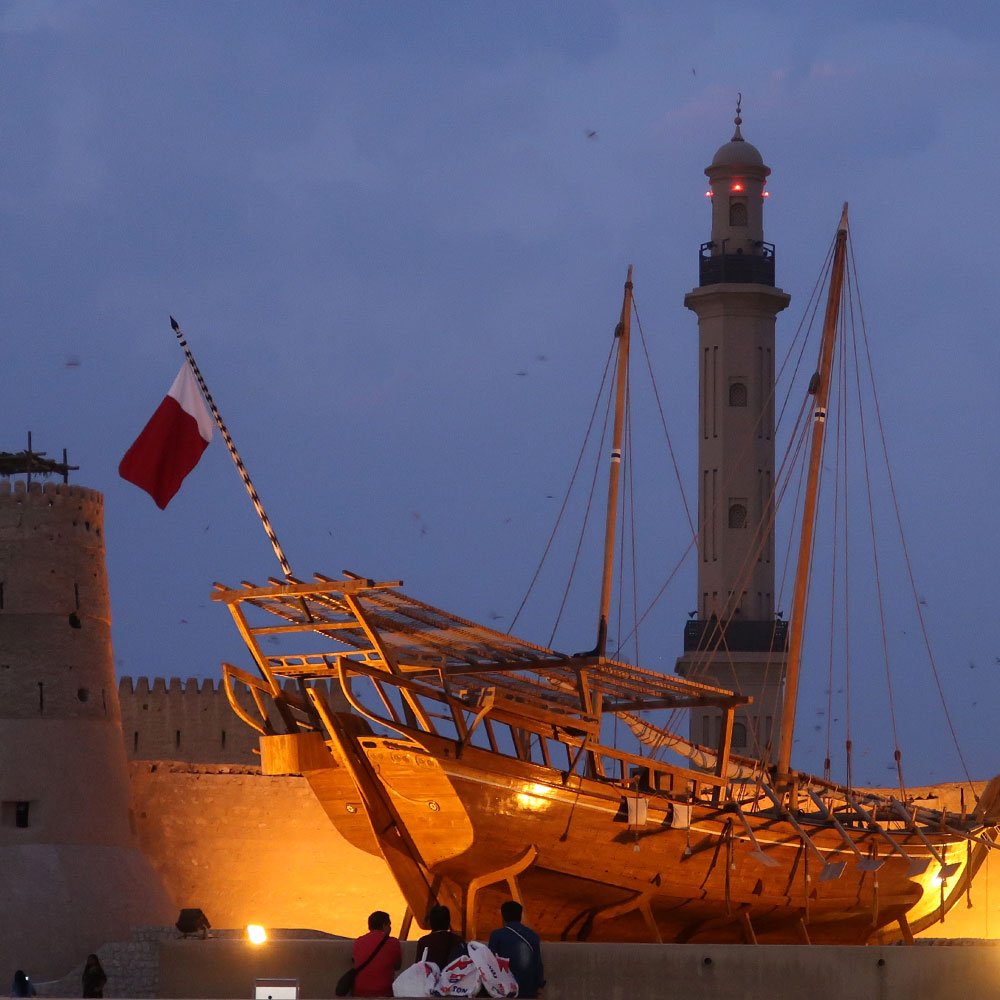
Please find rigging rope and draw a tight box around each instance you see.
[846,259,906,796]
[848,240,975,790]
[547,359,615,648]
[633,301,696,538]
[508,340,615,635]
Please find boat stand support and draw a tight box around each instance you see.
[676,903,758,945]
[578,891,663,944]
[463,845,539,940]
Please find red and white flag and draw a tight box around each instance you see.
[119,362,214,509]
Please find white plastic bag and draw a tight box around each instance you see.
[393,959,440,997]
[435,954,481,997]
[468,941,518,999]
[493,956,519,999]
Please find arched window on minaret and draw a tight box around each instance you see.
[729,502,747,529]
[732,721,748,749]
[729,381,747,406]
[729,200,747,226]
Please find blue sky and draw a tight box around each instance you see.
[3,0,999,785]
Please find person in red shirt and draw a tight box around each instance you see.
[351,911,402,998]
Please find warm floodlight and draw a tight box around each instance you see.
[247,924,268,945]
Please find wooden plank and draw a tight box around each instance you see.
[480,688,601,739]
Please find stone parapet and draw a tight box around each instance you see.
[119,676,347,765]
[155,937,1000,1000]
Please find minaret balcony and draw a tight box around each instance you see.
[684,617,788,653]
[699,242,776,287]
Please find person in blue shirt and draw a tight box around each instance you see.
[487,901,545,999]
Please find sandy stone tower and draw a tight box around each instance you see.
[0,471,172,979]
[676,105,790,763]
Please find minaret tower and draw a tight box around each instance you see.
[0,447,172,977]
[676,102,790,762]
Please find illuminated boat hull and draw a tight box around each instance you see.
[264,724,988,945]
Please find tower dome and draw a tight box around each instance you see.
[699,97,774,273]
[710,94,764,166]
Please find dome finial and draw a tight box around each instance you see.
[732,92,744,141]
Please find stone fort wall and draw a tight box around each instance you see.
[118,676,348,765]
[115,676,406,941]
[112,670,402,945]
[128,761,406,941]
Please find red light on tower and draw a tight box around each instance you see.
[762,191,770,198]
[731,181,744,193]
[705,190,713,198]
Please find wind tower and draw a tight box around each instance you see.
[0,442,173,978]
[675,102,790,763]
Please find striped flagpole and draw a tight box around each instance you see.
[169,316,293,578]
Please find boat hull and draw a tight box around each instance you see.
[280,729,979,945]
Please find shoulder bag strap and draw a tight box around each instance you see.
[355,933,391,974]
[506,927,534,952]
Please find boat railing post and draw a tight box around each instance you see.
[713,706,736,805]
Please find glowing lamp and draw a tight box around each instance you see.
[731,182,744,192]
[247,924,268,945]
[763,191,770,198]
[704,190,713,198]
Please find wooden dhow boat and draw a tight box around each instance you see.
[210,206,1000,946]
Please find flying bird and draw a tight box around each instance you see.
[585,130,598,140]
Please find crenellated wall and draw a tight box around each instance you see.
[118,676,349,764]
[119,676,261,764]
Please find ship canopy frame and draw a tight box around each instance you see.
[212,570,751,792]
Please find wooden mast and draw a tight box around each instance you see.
[776,205,850,782]
[596,266,633,657]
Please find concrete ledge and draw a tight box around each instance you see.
[158,937,1000,1000]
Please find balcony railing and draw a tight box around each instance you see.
[683,617,787,653]
[699,242,775,287]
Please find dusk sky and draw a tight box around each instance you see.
[3,1,999,787]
